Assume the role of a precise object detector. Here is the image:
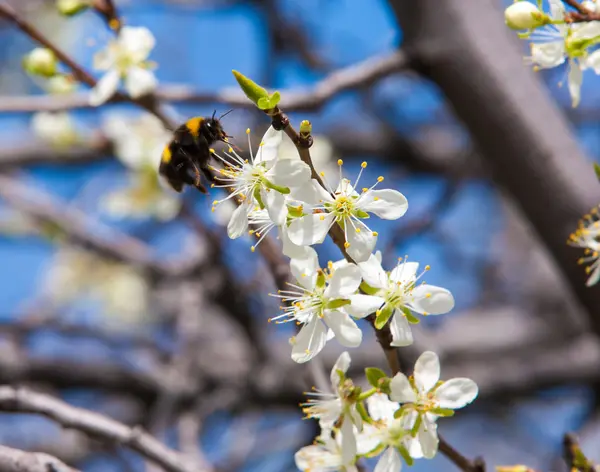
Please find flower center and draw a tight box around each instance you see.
[328,195,356,221]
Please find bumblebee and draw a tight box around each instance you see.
[159,111,231,194]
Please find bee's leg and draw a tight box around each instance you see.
[190,164,208,194]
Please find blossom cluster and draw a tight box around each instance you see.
[295,350,477,471]
[504,0,600,107]
[209,124,477,470]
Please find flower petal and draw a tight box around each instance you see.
[568,60,583,108]
[290,248,319,291]
[418,416,439,459]
[268,159,311,187]
[366,393,400,423]
[125,66,157,99]
[414,351,440,393]
[227,202,250,239]
[291,317,328,363]
[359,189,408,220]
[389,311,414,347]
[295,445,337,472]
[389,261,419,285]
[410,285,455,315]
[357,253,388,289]
[280,227,314,260]
[340,416,357,466]
[530,41,565,68]
[374,447,402,472]
[288,212,335,246]
[89,70,120,106]
[345,294,385,318]
[345,224,377,263]
[323,311,362,347]
[324,263,361,298]
[435,378,478,409]
[331,351,351,388]
[389,373,417,404]
[289,179,333,205]
[262,189,287,226]
[120,26,156,63]
[254,126,283,165]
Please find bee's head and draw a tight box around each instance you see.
[202,117,227,143]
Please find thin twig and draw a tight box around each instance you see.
[0,386,209,472]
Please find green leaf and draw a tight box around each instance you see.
[430,407,455,417]
[326,299,351,309]
[269,91,281,107]
[365,367,387,387]
[374,305,394,329]
[359,281,380,296]
[232,70,269,106]
[257,97,271,110]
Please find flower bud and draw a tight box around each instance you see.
[46,75,77,94]
[504,2,544,30]
[22,48,58,78]
[56,0,90,16]
[31,112,78,147]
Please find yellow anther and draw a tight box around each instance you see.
[246,128,251,135]
[377,176,384,182]
[337,159,343,166]
[362,188,368,193]
[423,311,429,316]
[344,242,350,248]
[260,141,265,147]
[305,349,310,354]
[320,215,325,221]
[213,200,219,205]
[376,310,382,316]
[228,147,233,153]
[356,228,361,233]
[372,231,378,236]
[374,197,380,201]
[211,184,215,188]
[320,171,325,177]
[425,265,431,271]
[209,148,215,153]
[425,293,432,298]
[361,161,367,168]
[256,232,262,237]
[248,230,255,235]
[109,18,120,30]
[251,246,256,252]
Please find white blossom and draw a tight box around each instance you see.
[31,112,78,147]
[389,351,478,458]
[270,253,367,363]
[524,0,600,107]
[351,253,454,347]
[287,161,408,262]
[300,352,364,465]
[212,127,311,242]
[101,113,179,220]
[568,206,600,286]
[90,26,157,106]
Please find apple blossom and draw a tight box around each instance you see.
[90,26,158,106]
[351,253,454,347]
[389,351,478,458]
[287,161,408,262]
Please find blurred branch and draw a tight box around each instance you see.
[0,174,202,277]
[0,386,208,472]
[0,444,78,472]
[0,52,407,114]
[390,0,600,338]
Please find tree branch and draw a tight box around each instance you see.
[0,52,407,114]
[0,444,78,472]
[0,386,209,472]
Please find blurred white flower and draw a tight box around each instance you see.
[90,26,157,106]
[31,112,78,147]
[46,75,78,95]
[101,112,180,220]
[43,246,149,325]
[504,2,545,31]
[568,206,600,286]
